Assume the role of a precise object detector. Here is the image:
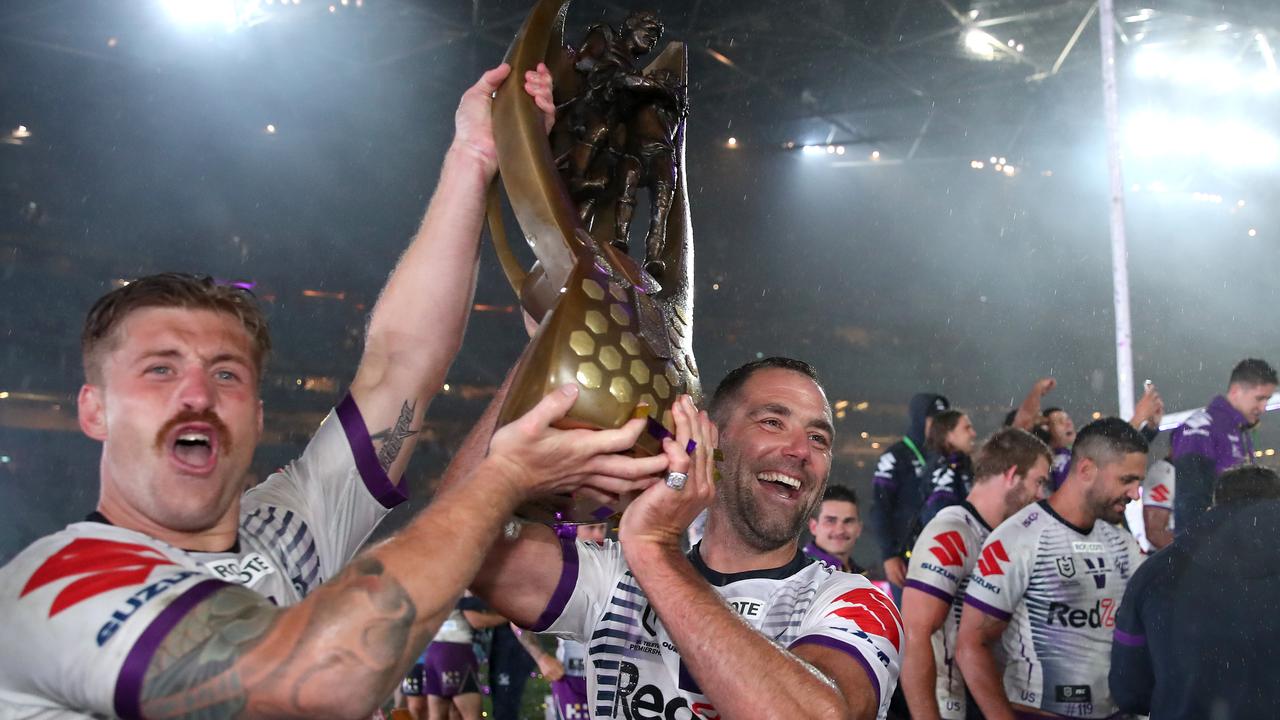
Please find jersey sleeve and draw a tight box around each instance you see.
[1142,460,1176,511]
[962,521,1033,622]
[242,394,407,582]
[904,512,975,606]
[0,534,232,718]
[788,575,903,716]
[527,536,628,641]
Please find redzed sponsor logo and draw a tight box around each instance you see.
[828,587,903,652]
[977,541,1010,576]
[21,538,177,617]
[929,531,967,566]
[1149,484,1171,503]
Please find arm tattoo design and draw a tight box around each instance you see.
[140,557,418,719]
[371,400,418,471]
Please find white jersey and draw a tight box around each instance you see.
[963,500,1144,718]
[557,639,589,678]
[903,502,992,720]
[532,539,902,720]
[1142,459,1175,528]
[0,395,405,719]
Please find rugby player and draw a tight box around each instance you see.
[804,484,865,573]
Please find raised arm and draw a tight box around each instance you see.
[955,604,1016,720]
[348,64,556,486]
[899,587,951,720]
[1011,377,1055,431]
[135,386,657,718]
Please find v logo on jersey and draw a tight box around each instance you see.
[977,541,1009,576]
[929,531,967,566]
[828,588,902,652]
[1148,484,1171,503]
[20,538,177,617]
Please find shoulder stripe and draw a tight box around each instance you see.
[790,634,881,710]
[336,393,408,509]
[113,578,227,720]
[527,535,580,632]
[963,593,1012,622]
[904,578,955,605]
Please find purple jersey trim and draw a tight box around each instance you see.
[1113,628,1146,647]
[114,578,228,719]
[963,593,1012,622]
[904,578,955,605]
[790,634,881,708]
[872,476,896,489]
[528,535,580,632]
[336,393,408,509]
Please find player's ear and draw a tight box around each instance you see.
[1002,465,1018,489]
[808,517,819,535]
[79,384,108,441]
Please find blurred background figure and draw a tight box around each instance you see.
[804,484,865,573]
[919,408,978,524]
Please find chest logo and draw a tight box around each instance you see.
[21,538,177,617]
[1055,556,1076,578]
[203,553,277,587]
[726,597,764,620]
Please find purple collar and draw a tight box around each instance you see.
[1208,394,1250,431]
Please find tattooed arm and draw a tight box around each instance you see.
[139,385,657,719]
[348,63,555,484]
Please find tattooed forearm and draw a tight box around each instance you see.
[372,400,419,471]
[140,558,420,719]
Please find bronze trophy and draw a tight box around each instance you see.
[487,0,699,524]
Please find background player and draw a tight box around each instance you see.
[899,428,1051,720]
[956,418,1147,720]
[804,484,865,573]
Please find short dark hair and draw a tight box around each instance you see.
[82,273,271,384]
[1043,407,1065,418]
[1214,465,1280,505]
[708,357,824,424]
[1229,358,1278,388]
[810,484,858,519]
[925,409,967,454]
[973,428,1052,481]
[1071,417,1148,467]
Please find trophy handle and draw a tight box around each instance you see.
[485,178,529,301]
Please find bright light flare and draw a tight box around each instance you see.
[1125,112,1280,167]
[964,30,998,61]
[162,0,266,31]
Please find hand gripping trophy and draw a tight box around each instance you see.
[486,0,698,524]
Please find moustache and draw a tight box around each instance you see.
[153,409,232,454]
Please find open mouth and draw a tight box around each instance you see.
[757,471,802,499]
[169,424,219,474]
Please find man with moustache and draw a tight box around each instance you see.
[0,65,668,717]
[804,485,866,573]
[956,418,1148,720]
[467,357,903,720]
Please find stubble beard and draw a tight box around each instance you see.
[718,456,819,553]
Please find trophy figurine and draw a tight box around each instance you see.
[486,0,699,524]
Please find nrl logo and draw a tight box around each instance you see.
[1055,556,1076,578]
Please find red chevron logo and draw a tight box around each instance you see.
[928,531,968,566]
[1148,484,1170,503]
[21,538,177,617]
[829,587,903,652]
[976,540,1010,576]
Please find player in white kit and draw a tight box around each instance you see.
[900,428,1052,720]
[956,418,1148,720]
[0,64,669,719]
[463,358,903,720]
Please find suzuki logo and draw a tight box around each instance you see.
[977,541,1010,576]
[1148,484,1170,504]
[929,531,967,567]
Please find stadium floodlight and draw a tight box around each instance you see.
[1125,112,1280,167]
[162,0,266,31]
[964,30,998,61]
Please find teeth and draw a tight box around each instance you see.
[757,472,800,489]
[178,433,210,444]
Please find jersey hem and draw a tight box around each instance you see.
[528,535,580,632]
[962,593,1011,622]
[904,578,954,605]
[336,393,408,509]
[789,634,881,708]
[113,578,228,719]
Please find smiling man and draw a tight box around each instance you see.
[956,418,1148,720]
[463,357,903,720]
[805,484,865,573]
